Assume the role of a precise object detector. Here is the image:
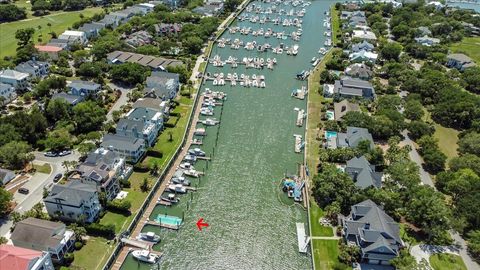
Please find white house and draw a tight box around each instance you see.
[0,83,17,106]
[353,30,377,41]
[0,69,30,90]
[58,30,88,45]
[101,134,146,163]
[15,59,50,78]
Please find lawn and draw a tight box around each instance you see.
[72,236,115,270]
[450,37,480,64]
[0,7,103,58]
[433,123,459,162]
[429,253,467,270]
[33,163,52,174]
[330,5,340,46]
[310,200,333,237]
[312,239,345,270]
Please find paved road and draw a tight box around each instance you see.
[106,82,134,122]
[0,151,80,238]
[400,130,435,187]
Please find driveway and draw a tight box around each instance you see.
[106,82,134,122]
[400,130,435,187]
[410,244,460,268]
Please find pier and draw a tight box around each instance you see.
[296,223,310,253]
[296,109,305,127]
[294,134,303,153]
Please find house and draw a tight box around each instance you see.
[333,78,375,99]
[15,60,50,79]
[0,168,15,185]
[10,218,75,263]
[417,26,432,37]
[414,35,440,46]
[376,0,402,8]
[353,30,377,41]
[107,51,183,70]
[333,100,361,121]
[45,39,70,50]
[0,83,17,106]
[345,63,373,80]
[0,244,54,270]
[349,50,378,63]
[0,69,30,91]
[144,71,180,100]
[341,200,403,265]
[58,30,88,45]
[100,134,146,163]
[43,181,102,223]
[133,98,170,116]
[351,41,375,53]
[126,105,164,133]
[78,22,105,38]
[116,118,157,147]
[69,148,130,200]
[340,11,352,20]
[134,3,155,13]
[51,92,85,106]
[345,156,383,189]
[156,0,182,9]
[154,23,182,36]
[35,45,63,60]
[462,22,480,36]
[327,126,374,149]
[349,16,367,27]
[67,80,101,96]
[125,31,153,48]
[426,1,444,10]
[446,53,476,71]
[193,4,224,17]
[98,14,128,28]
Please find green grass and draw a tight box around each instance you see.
[33,163,51,174]
[310,200,333,237]
[312,239,344,270]
[429,253,467,270]
[330,6,340,46]
[399,223,424,246]
[433,124,459,162]
[0,7,103,58]
[450,37,480,64]
[72,236,115,270]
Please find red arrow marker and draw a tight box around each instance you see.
[196,218,209,231]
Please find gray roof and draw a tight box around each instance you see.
[78,22,105,33]
[117,118,147,133]
[11,218,68,249]
[337,126,374,149]
[133,98,166,111]
[0,69,29,80]
[333,78,374,99]
[345,63,373,79]
[351,41,374,52]
[448,53,474,63]
[101,133,145,152]
[128,107,162,121]
[45,181,97,207]
[51,92,85,105]
[334,100,361,121]
[107,51,183,69]
[345,156,382,189]
[68,80,101,91]
[0,168,15,184]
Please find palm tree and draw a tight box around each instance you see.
[62,160,70,172]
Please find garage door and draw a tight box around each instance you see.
[369,259,380,264]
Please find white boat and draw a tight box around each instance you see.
[201,118,220,126]
[188,148,206,156]
[183,154,197,162]
[180,162,195,170]
[183,169,200,178]
[160,193,179,204]
[194,128,206,136]
[168,184,187,193]
[172,176,191,186]
[132,249,159,264]
[137,232,161,243]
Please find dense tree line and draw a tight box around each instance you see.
[0,4,27,22]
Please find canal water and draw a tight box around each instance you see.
[120,0,335,269]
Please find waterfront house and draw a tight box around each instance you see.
[67,80,101,97]
[133,98,170,116]
[426,1,444,10]
[446,53,476,71]
[333,100,361,121]
[351,41,375,53]
[58,30,88,45]
[344,63,373,80]
[15,60,50,79]
[193,4,224,17]
[352,30,377,41]
[69,148,129,200]
[100,134,146,163]
[340,11,352,20]
[462,22,480,36]
[345,156,383,189]
[0,83,17,106]
[0,69,30,91]
[51,92,85,106]
[126,105,164,132]
[35,45,63,60]
[43,181,102,223]
[333,78,375,100]
[349,16,367,28]
[11,218,75,263]
[144,71,180,100]
[0,244,54,270]
[349,50,378,63]
[107,51,183,70]
[327,126,374,149]
[341,200,403,265]
[78,22,106,38]
[414,35,440,46]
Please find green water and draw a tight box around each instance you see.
[120,1,336,269]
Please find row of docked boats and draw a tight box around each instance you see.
[131,249,160,264]
[209,55,277,70]
[206,72,266,88]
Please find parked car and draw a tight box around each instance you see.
[44,151,58,157]
[53,173,63,182]
[18,188,29,194]
[58,150,72,157]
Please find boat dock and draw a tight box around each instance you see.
[296,223,310,253]
[292,85,306,100]
[145,220,181,230]
[294,134,303,153]
[120,238,151,249]
[296,109,305,127]
[196,156,211,160]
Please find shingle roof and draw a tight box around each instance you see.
[345,156,383,189]
[11,218,67,248]
[0,70,29,80]
[45,181,97,207]
[101,134,145,152]
[51,92,84,105]
[448,53,473,63]
[68,80,101,91]
[334,100,360,121]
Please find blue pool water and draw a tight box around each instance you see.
[325,131,338,139]
[155,214,182,226]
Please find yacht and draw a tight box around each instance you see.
[183,169,200,178]
[160,193,179,204]
[200,107,214,116]
[183,154,197,163]
[168,184,187,194]
[137,232,160,243]
[172,176,191,186]
[180,162,195,170]
[201,118,220,126]
[132,249,159,264]
[188,148,206,156]
[194,128,206,136]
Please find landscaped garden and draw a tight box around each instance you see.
[429,253,467,270]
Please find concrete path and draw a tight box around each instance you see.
[310,236,340,240]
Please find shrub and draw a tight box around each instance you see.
[120,178,131,188]
[146,149,163,158]
[74,241,83,250]
[85,223,115,239]
[106,199,132,214]
[63,252,74,264]
[133,164,149,172]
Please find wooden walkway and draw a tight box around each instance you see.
[111,95,205,270]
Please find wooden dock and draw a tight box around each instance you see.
[296,109,305,127]
[145,220,180,230]
[294,134,302,153]
[196,156,211,160]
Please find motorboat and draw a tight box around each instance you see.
[167,184,187,194]
[132,249,159,264]
[172,176,191,186]
[201,118,220,126]
[183,154,197,163]
[180,162,195,170]
[137,232,160,243]
[188,148,206,156]
[194,128,206,136]
[311,57,317,63]
[200,107,214,116]
[160,193,179,204]
[183,169,200,178]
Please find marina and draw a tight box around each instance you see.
[118,0,336,269]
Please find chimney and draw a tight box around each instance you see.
[352,171,358,182]
[341,105,346,112]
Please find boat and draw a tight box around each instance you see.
[201,118,220,126]
[312,58,320,67]
[311,57,317,63]
[318,47,327,55]
[180,162,195,170]
[183,169,200,178]
[183,154,197,163]
[137,232,161,243]
[188,148,206,156]
[172,176,191,186]
[131,249,159,264]
[160,193,179,204]
[167,184,187,193]
[200,107,214,116]
[194,128,206,136]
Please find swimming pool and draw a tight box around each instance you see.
[325,131,338,139]
[326,110,334,121]
[155,214,183,226]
